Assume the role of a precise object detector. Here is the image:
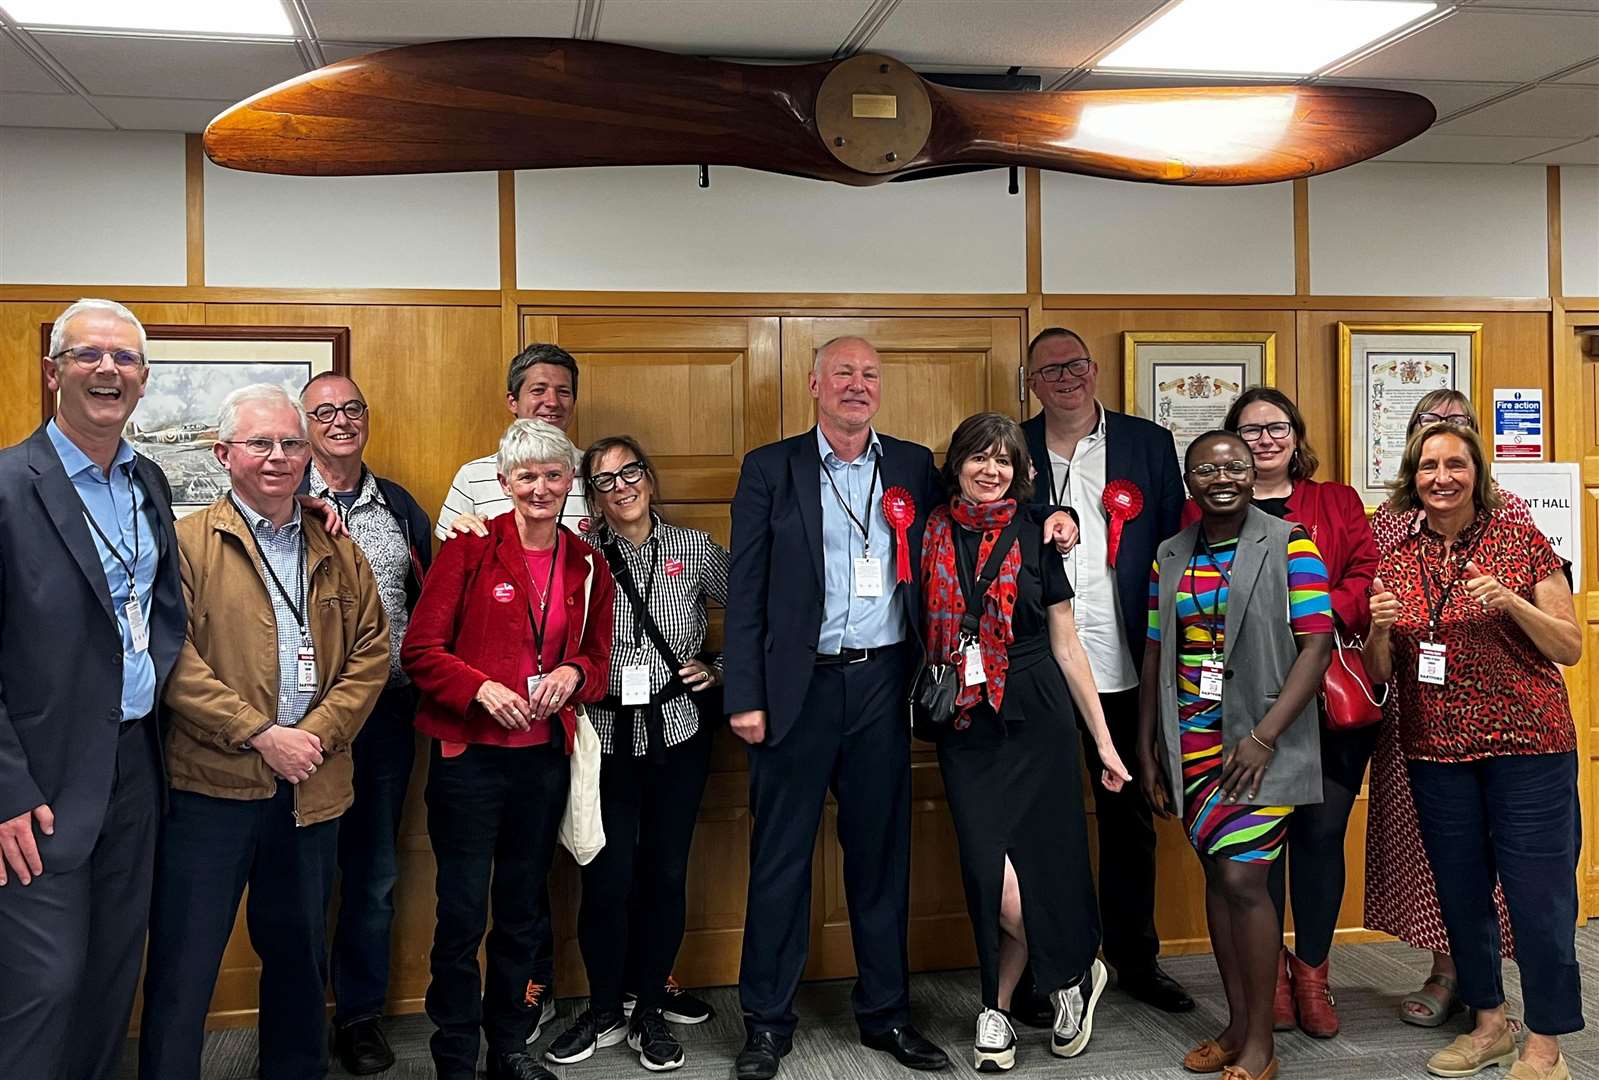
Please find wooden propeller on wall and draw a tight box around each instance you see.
[203,38,1435,186]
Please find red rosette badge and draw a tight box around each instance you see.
[1102,479,1144,568]
[881,486,917,584]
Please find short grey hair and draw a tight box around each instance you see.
[48,298,148,359]
[218,384,309,442]
[812,335,877,375]
[497,418,579,476]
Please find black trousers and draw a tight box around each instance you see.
[1077,686,1161,974]
[425,741,568,1079]
[0,718,159,1080]
[140,782,339,1080]
[579,727,714,1016]
[739,643,914,1039]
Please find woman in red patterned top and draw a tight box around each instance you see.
[1363,391,1533,1027]
[1364,423,1582,1080]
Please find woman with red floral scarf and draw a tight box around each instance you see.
[920,411,1132,1074]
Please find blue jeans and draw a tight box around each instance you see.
[1408,752,1584,1036]
[331,682,419,1024]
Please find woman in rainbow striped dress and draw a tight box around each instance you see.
[1137,430,1333,1080]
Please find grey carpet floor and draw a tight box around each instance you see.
[119,928,1599,1079]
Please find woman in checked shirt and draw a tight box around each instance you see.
[543,435,729,1074]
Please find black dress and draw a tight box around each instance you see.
[935,525,1101,1008]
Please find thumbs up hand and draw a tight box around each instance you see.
[1369,574,1399,630]
[1463,560,1512,612]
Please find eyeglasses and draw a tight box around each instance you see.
[1236,421,1293,443]
[1030,357,1093,382]
[53,345,145,369]
[1187,460,1253,480]
[1414,412,1475,430]
[588,461,646,493]
[221,437,312,458]
[308,400,367,424]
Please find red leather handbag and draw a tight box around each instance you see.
[1321,629,1388,730]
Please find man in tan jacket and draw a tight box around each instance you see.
[138,383,389,1080]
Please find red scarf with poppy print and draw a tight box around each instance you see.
[921,497,1022,727]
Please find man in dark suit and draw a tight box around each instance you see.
[1018,326,1194,1016]
[724,336,1075,1080]
[0,299,185,1080]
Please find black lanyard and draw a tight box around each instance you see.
[1192,532,1233,656]
[232,496,308,642]
[822,453,880,557]
[1050,455,1073,510]
[524,533,560,673]
[81,462,141,595]
[1416,535,1475,637]
[629,537,660,651]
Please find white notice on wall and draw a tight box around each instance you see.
[1492,388,1544,461]
[1492,462,1582,593]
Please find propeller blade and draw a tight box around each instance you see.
[204,38,1434,187]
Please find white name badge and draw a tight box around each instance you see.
[962,642,986,686]
[621,663,651,706]
[854,557,884,598]
[526,673,544,701]
[296,646,318,693]
[1418,641,1447,686]
[1199,658,1225,701]
[126,597,149,653]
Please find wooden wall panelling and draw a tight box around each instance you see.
[1569,307,1599,914]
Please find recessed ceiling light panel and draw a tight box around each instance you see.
[0,0,294,36]
[1099,0,1438,77]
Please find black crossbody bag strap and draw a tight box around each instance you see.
[952,520,1023,637]
[602,542,688,677]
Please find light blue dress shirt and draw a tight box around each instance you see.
[816,427,905,653]
[231,496,316,727]
[46,419,158,722]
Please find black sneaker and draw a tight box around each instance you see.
[523,982,558,1045]
[544,1009,628,1065]
[486,1050,557,1080]
[623,976,716,1025]
[629,1007,686,1072]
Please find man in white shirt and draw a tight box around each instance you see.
[1019,327,1193,1016]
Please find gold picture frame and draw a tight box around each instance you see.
[1338,322,1484,509]
[1122,331,1277,459]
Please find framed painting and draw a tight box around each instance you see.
[41,323,350,515]
[1123,331,1276,459]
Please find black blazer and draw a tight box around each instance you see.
[724,428,940,748]
[0,424,185,871]
[1022,408,1183,668]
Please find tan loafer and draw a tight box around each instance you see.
[1183,1038,1242,1073]
[1221,1059,1278,1080]
[1427,1029,1518,1077]
[1507,1057,1570,1080]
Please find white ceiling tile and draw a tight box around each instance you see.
[91,96,233,132]
[1520,135,1599,162]
[304,0,577,42]
[0,91,111,128]
[35,33,307,100]
[1556,58,1599,83]
[1337,10,1599,82]
[1,33,64,93]
[599,0,866,58]
[1317,78,1520,118]
[1071,71,1288,89]
[1374,130,1571,162]
[869,0,1165,68]
[1438,84,1599,135]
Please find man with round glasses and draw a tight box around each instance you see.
[1018,327,1195,1017]
[301,372,434,1075]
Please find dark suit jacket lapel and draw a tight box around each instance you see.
[134,454,174,558]
[790,431,825,589]
[27,426,117,626]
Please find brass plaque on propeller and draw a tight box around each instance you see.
[816,54,931,175]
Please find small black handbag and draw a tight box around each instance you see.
[908,519,1021,740]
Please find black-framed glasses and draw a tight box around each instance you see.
[53,345,145,369]
[308,400,367,424]
[221,437,312,458]
[1414,411,1475,430]
[589,461,646,493]
[1236,421,1293,443]
[1030,357,1093,382]
[1187,460,1253,480]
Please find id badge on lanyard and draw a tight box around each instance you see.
[621,663,651,705]
[962,640,986,686]
[126,591,149,653]
[1199,657,1225,701]
[296,641,318,693]
[854,556,884,597]
[1418,641,1447,686]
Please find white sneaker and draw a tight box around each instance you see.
[1051,958,1107,1058]
[974,1008,1016,1072]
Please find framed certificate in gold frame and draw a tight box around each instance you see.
[1122,331,1276,459]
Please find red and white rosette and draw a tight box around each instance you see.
[881,486,917,584]
[1102,479,1144,568]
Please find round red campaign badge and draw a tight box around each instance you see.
[1102,479,1145,567]
[880,486,917,584]
[578,517,593,533]
[492,582,515,603]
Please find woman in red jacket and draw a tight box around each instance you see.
[402,419,614,1080]
[1181,387,1379,1041]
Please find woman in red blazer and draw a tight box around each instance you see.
[1181,387,1378,1041]
[401,419,614,1080]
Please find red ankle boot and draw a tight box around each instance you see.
[1273,948,1294,1031]
[1288,953,1339,1038]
